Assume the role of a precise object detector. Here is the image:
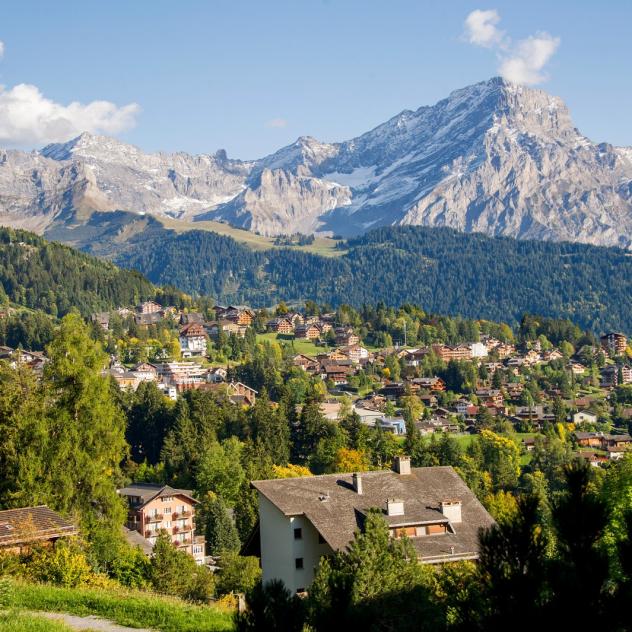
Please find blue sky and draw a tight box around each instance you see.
[1,0,630,158]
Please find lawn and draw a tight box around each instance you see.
[256,332,325,356]
[5,581,233,632]
[0,611,72,632]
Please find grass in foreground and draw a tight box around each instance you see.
[6,581,233,632]
[0,610,72,632]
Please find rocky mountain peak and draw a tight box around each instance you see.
[1,77,631,247]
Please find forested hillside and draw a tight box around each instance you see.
[115,225,632,334]
[0,227,157,317]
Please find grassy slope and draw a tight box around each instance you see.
[6,581,233,632]
[0,611,72,632]
[157,217,346,257]
[256,332,327,356]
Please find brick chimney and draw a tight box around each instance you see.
[352,472,363,495]
[440,499,462,523]
[392,455,411,475]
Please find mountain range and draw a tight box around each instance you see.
[1,77,632,247]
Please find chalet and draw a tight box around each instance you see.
[250,457,495,593]
[570,362,587,376]
[601,332,628,356]
[430,344,473,362]
[179,323,208,358]
[118,484,205,564]
[267,318,294,335]
[419,393,438,407]
[91,312,110,331]
[335,328,360,346]
[286,312,305,327]
[316,321,333,335]
[0,506,79,554]
[574,432,604,448]
[207,367,227,383]
[339,345,369,364]
[227,381,258,406]
[131,362,158,382]
[573,411,598,425]
[522,437,537,452]
[410,376,446,392]
[110,369,140,391]
[418,415,459,434]
[215,305,254,326]
[379,382,406,400]
[180,312,204,325]
[476,388,504,408]
[206,320,247,338]
[403,348,428,367]
[542,349,564,362]
[580,451,608,468]
[135,312,163,327]
[137,300,163,314]
[322,363,354,386]
[293,354,319,373]
[295,324,321,340]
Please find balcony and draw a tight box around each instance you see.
[145,513,163,523]
[144,530,153,538]
[176,538,191,547]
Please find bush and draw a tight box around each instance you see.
[149,533,215,601]
[26,541,97,588]
[234,579,305,632]
[215,551,261,596]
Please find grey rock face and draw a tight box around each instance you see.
[0,77,631,247]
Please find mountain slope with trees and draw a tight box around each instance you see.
[115,225,632,334]
[0,226,157,317]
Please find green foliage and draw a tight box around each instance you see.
[149,533,215,602]
[118,224,632,332]
[215,551,261,596]
[234,579,305,632]
[198,495,241,556]
[25,541,95,588]
[308,512,443,631]
[0,227,155,319]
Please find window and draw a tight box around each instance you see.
[295,558,304,570]
[294,528,302,540]
[164,521,171,528]
[161,496,173,502]
[164,507,171,514]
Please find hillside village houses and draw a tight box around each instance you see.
[16,296,632,465]
[249,457,495,593]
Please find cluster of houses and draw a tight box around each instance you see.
[108,360,257,404]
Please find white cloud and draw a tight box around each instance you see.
[499,33,560,85]
[0,41,4,59]
[463,9,560,85]
[0,83,140,146]
[266,118,288,128]
[464,9,505,48]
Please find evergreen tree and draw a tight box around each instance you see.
[44,312,127,531]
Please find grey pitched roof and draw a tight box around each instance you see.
[252,466,494,562]
[117,484,198,507]
[0,506,78,546]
